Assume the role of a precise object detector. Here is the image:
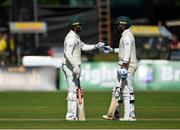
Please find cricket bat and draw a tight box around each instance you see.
[106,79,122,119]
[106,97,119,119]
[77,78,86,121]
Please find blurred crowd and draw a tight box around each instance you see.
[0,32,7,66]
[0,25,180,66]
[170,35,180,50]
[0,30,16,66]
[136,34,180,60]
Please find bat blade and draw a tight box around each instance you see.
[78,98,85,120]
[106,96,119,119]
[77,87,86,121]
[106,79,122,119]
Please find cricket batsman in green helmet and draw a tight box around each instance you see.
[62,16,105,121]
[102,16,137,121]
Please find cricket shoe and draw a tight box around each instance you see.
[129,116,136,121]
[119,117,136,121]
[119,118,129,121]
[129,113,136,121]
[65,116,78,121]
[102,115,113,120]
[130,111,136,121]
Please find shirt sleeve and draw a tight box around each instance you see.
[123,36,132,62]
[81,42,96,51]
[64,38,76,67]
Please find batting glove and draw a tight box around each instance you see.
[73,66,81,78]
[95,42,105,48]
[119,68,128,79]
[119,63,128,79]
[103,46,113,54]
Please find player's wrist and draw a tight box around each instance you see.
[121,62,128,69]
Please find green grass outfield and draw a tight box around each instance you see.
[0,91,180,129]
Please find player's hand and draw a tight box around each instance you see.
[118,67,128,79]
[96,42,105,48]
[120,68,128,79]
[103,46,113,54]
[119,62,128,79]
[73,66,81,78]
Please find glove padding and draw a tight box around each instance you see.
[73,66,81,78]
[103,46,113,54]
[95,42,105,48]
[119,68,128,79]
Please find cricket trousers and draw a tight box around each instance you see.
[62,64,78,120]
[113,71,135,119]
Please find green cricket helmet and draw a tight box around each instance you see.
[114,16,131,28]
[69,16,84,27]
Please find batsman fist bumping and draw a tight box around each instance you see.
[102,16,137,121]
[62,16,105,121]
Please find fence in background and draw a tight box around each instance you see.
[59,60,180,91]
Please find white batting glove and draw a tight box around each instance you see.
[119,68,128,79]
[95,42,105,48]
[119,62,128,79]
[73,66,81,78]
[103,46,113,54]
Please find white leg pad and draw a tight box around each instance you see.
[130,93,135,118]
[123,85,130,119]
[66,91,77,120]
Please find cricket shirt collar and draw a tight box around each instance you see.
[121,29,131,37]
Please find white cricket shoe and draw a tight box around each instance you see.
[102,115,113,120]
[129,114,136,121]
[66,113,78,121]
[129,117,136,121]
[119,118,129,121]
[119,117,136,121]
[65,117,78,121]
[130,111,136,121]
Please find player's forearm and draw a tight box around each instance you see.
[81,44,96,51]
[81,42,105,51]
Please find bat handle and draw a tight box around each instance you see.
[77,77,84,104]
[77,87,82,104]
[77,78,80,87]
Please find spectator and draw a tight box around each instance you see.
[170,35,180,50]
[0,32,7,66]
